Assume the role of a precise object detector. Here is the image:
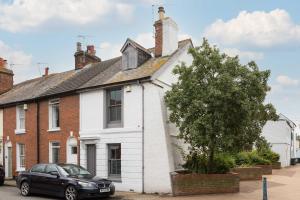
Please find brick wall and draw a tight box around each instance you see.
[170,172,240,196]
[39,95,80,164]
[0,72,13,94]
[231,167,263,181]
[3,94,80,177]
[3,103,38,177]
[154,20,163,57]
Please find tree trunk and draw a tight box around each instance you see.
[207,143,215,174]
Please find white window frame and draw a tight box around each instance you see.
[49,141,60,163]
[48,99,60,132]
[15,105,26,134]
[16,143,25,171]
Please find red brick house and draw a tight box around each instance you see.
[0,44,100,178]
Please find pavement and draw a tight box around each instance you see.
[2,165,300,200]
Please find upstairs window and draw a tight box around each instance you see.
[16,105,25,131]
[106,87,122,128]
[49,99,60,130]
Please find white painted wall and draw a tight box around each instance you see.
[0,109,3,165]
[79,42,193,193]
[162,18,178,56]
[80,85,143,192]
[262,121,293,167]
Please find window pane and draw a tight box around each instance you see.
[109,107,116,122]
[116,106,121,121]
[52,148,59,163]
[71,147,77,154]
[51,103,60,128]
[31,164,46,173]
[108,144,121,177]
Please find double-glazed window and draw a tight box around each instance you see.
[17,143,25,170]
[50,142,60,163]
[106,88,122,128]
[108,144,121,179]
[49,99,60,130]
[16,105,25,131]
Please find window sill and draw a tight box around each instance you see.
[108,177,122,183]
[16,167,26,172]
[15,129,26,134]
[48,128,61,132]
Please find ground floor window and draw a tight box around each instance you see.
[50,142,60,163]
[108,144,121,179]
[17,143,25,170]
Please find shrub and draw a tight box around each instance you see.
[235,151,271,166]
[183,152,235,174]
[259,150,280,163]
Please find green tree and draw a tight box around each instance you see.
[165,39,278,173]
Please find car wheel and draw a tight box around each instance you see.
[65,185,78,200]
[20,181,30,196]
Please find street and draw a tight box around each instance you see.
[1,164,300,200]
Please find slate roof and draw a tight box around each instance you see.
[0,39,192,107]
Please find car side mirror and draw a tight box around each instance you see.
[50,171,60,178]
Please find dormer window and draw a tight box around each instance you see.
[120,38,152,70]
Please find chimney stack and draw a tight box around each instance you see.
[154,7,178,57]
[74,43,101,70]
[0,57,14,94]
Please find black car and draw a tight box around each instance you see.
[0,165,4,185]
[16,163,115,200]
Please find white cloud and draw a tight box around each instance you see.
[276,75,299,86]
[0,40,33,83]
[0,0,134,32]
[135,32,154,48]
[222,48,264,60]
[99,42,122,60]
[204,9,300,47]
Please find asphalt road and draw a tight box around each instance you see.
[0,186,123,200]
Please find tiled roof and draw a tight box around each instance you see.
[0,39,192,106]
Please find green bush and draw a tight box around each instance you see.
[235,151,271,166]
[259,149,280,163]
[183,153,235,174]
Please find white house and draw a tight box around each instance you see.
[261,114,296,167]
[78,7,192,193]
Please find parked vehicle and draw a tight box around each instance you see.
[0,165,4,185]
[16,163,115,200]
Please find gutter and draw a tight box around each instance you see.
[36,101,40,163]
[138,80,145,194]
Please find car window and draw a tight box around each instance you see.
[31,164,46,173]
[45,164,58,174]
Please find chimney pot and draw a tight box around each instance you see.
[76,42,82,52]
[44,67,49,76]
[87,45,96,56]
[158,6,165,20]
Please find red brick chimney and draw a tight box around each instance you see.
[154,6,178,57]
[0,57,14,94]
[74,42,101,70]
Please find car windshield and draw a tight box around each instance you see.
[58,164,91,177]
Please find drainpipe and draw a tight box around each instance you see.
[36,101,40,163]
[138,81,145,194]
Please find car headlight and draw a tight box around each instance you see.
[78,181,97,189]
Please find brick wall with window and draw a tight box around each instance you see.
[3,103,38,177]
[39,95,80,165]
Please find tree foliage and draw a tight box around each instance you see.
[165,39,278,173]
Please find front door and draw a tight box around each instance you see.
[86,144,96,176]
[7,147,12,178]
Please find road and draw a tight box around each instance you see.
[1,165,300,200]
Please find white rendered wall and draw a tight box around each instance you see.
[80,85,143,192]
[162,18,178,56]
[262,121,292,167]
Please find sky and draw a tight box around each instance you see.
[0,0,300,123]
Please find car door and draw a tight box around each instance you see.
[30,164,47,193]
[44,164,65,196]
